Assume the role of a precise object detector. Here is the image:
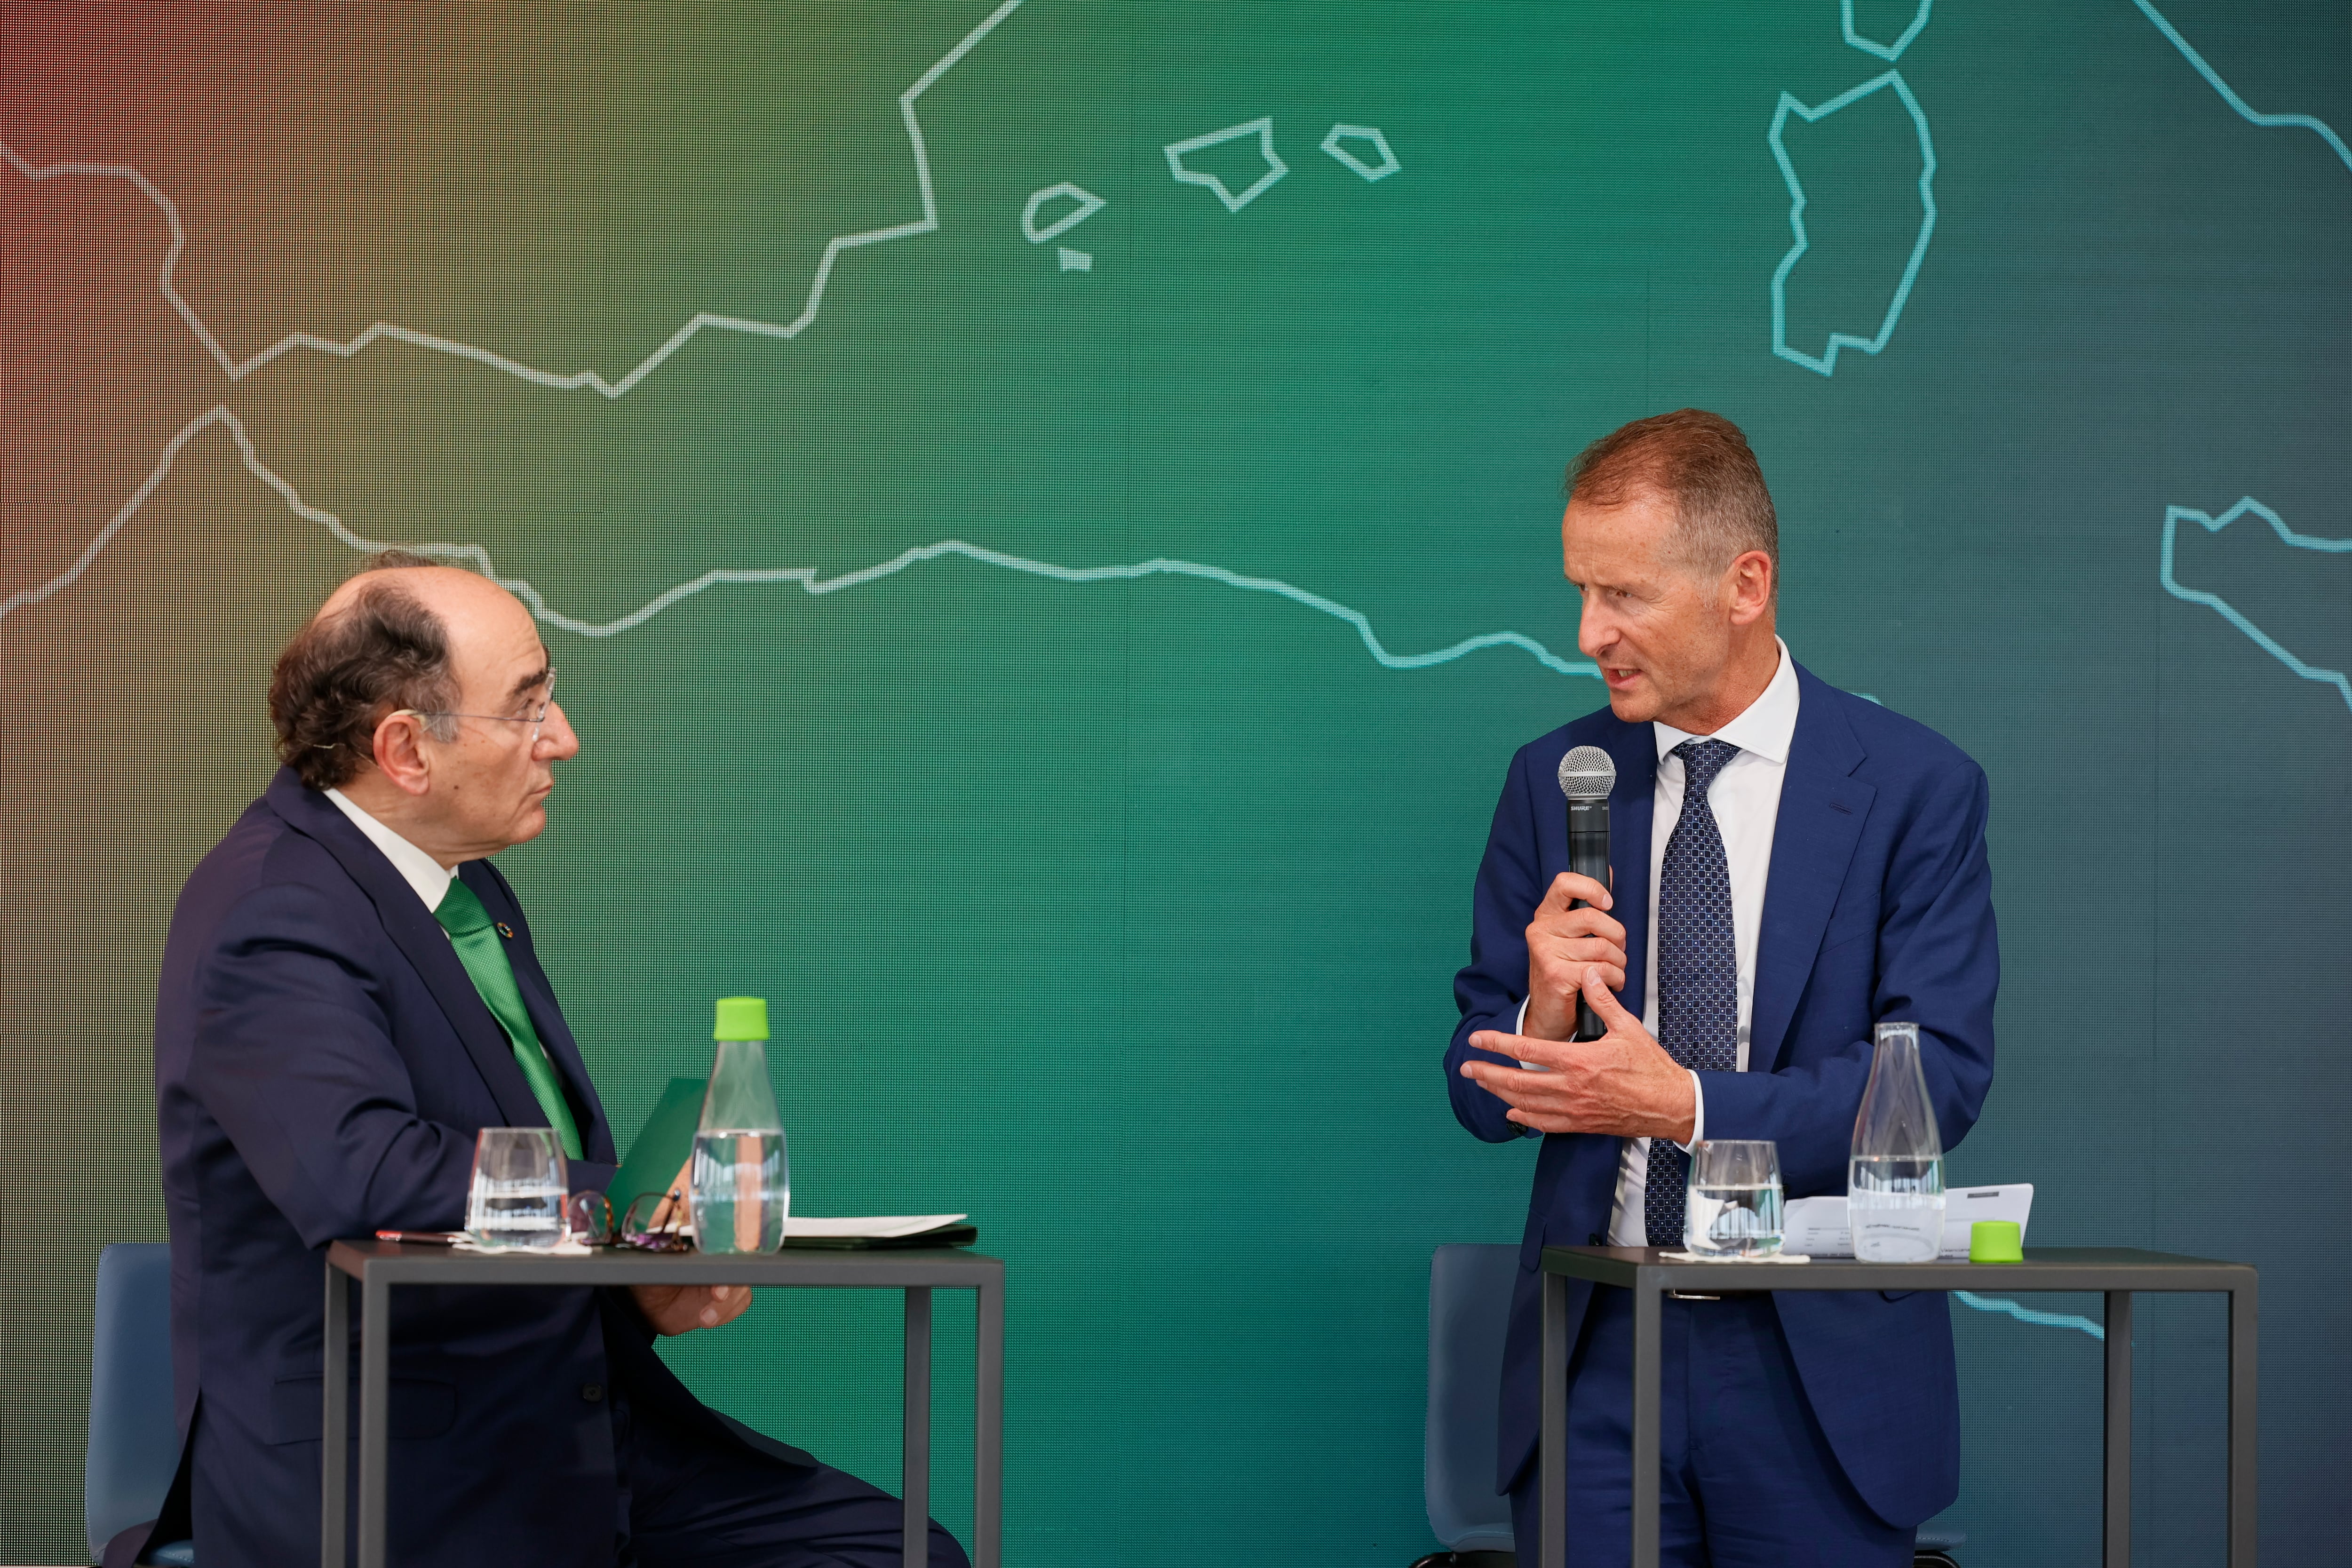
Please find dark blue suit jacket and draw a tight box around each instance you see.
[1446,665,1997,1528]
[151,769,808,1568]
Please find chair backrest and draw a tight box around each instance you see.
[87,1242,181,1561]
[1425,1243,1519,1553]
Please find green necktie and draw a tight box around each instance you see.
[434,878,583,1160]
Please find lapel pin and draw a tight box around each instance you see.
[496,922,515,939]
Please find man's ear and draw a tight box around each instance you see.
[370,712,435,797]
[1724,550,1775,627]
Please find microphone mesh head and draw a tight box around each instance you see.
[1557,745,1616,801]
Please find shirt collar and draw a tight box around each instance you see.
[324,788,458,913]
[1653,636,1800,767]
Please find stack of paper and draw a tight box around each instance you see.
[1781,1184,2032,1258]
[785,1214,968,1240]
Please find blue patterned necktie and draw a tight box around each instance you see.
[1645,738,1741,1248]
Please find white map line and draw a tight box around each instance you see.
[0,0,1028,400]
[0,405,1599,680]
[0,1,1591,681]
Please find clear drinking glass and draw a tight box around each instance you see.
[1683,1139,1785,1257]
[465,1127,568,1250]
[1849,1020,1946,1262]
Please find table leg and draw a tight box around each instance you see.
[904,1287,932,1568]
[1540,1272,1567,1568]
[2228,1277,2258,1567]
[2104,1290,2131,1568]
[358,1273,390,1568]
[975,1272,1004,1568]
[1630,1284,1661,1568]
[322,1260,349,1568]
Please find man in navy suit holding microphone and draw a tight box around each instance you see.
[1445,411,1998,1566]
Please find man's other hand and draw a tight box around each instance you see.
[632,1153,756,1333]
[1522,872,1628,1042]
[631,1282,754,1336]
[1462,967,1694,1141]
[645,1155,696,1232]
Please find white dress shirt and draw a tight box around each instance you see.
[1604,637,1799,1243]
[1507,640,1801,1244]
[325,788,456,912]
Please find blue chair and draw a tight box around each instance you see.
[1418,1244,1519,1565]
[87,1242,195,1567]
[1411,1242,1964,1568]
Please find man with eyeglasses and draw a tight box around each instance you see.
[142,552,967,1568]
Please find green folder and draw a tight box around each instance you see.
[607,1076,706,1220]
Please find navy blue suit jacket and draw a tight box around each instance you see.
[152,769,809,1568]
[1445,665,1997,1528]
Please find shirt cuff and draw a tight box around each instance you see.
[1676,1071,1703,1153]
[1513,996,1543,1136]
[1513,997,1545,1072]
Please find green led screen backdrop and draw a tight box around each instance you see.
[4,3,2349,1561]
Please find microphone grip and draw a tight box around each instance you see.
[1565,798,1612,1042]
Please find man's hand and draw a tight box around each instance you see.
[1462,968,1695,1141]
[630,1281,754,1336]
[1521,872,1629,1042]
[645,1155,695,1232]
[629,1154,757,1333]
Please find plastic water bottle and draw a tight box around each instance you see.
[690,996,789,1254]
[1848,1020,1945,1263]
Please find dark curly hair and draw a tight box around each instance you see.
[269,551,462,790]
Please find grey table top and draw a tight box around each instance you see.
[1540,1244,2255,1293]
[326,1237,1001,1288]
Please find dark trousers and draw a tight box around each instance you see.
[1509,1289,1912,1568]
[615,1393,969,1568]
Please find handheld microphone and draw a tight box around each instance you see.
[1556,746,1617,1042]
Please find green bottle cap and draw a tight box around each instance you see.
[1968,1219,2024,1263]
[713,996,770,1042]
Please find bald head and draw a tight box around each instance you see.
[270,551,575,862]
[271,556,547,790]
[317,560,512,629]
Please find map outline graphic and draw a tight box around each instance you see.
[1320,123,1401,182]
[1163,117,1289,212]
[1767,69,1939,377]
[1842,0,1933,64]
[2159,497,2352,715]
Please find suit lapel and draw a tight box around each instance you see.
[264,770,550,1130]
[1750,669,1874,1072]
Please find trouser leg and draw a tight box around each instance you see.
[1510,1289,1707,1568]
[613,1392,969,1568]
[1681,1296,1914,1568]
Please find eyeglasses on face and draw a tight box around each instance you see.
[395,669,558,744]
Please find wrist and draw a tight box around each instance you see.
[1659,1070,1698,1146]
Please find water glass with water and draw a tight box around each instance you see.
[465,1127,568,1250]
[1683,1139,1785,1258]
